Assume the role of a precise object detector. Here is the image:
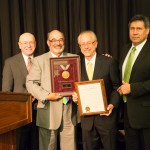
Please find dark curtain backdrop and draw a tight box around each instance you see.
[0,0,149,90]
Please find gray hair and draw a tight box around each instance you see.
[77,30,97,44]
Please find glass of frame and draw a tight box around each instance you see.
[50,56,81,96]
[74,79,108,116]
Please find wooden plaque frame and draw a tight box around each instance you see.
[74,79,108,116]
[50,56,81,96]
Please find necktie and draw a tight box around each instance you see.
[27,57,36,104]
[27,57,32,73]
[62,96,70,105]
[123,47,136,102]
[87,62,93,80]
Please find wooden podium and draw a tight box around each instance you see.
[0,92,32,150]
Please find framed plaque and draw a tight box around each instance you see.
[50,56,81,96]
[74,79,108,116]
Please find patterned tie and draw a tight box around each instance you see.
[123,47,136,102]
[27,56,32,73]
[62,96,70,105]
[87,62,93,80]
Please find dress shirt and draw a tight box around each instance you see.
[85,52,96,72]
[22,52,33,67]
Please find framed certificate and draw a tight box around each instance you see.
[50,56,81,96]
[74,79,108,116]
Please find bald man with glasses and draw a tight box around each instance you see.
[26,30,79,150]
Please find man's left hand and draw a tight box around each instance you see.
[117,81,131,95]
[100,104,114,116]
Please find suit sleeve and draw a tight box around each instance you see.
[26,58,49,102]
[2,59,14,91]
[109,59,121,108]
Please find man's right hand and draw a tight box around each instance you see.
[47,93,63,101]
[72,92,78,104]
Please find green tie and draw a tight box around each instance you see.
[87,62,93,80]
[123,47,136,102]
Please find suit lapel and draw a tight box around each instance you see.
[93,54,101,80]
[81,54,103,81]
[81,58,88,81]
[17,53,28,77]
[130,41,150,78]
[120,44,131,69]
[119,44,131,79]
[92,54,103,80]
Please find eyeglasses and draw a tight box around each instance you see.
[79,41,96,47]
[20,41,35,45]
[49,38,64,43]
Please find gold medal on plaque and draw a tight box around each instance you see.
[62,71,70,79]
[85,106,90,112]
[60,64,70,79]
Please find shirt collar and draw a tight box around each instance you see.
[85,52,97,65]
[22,52,33,61]
[132,39,147,53]
[50,51,63,57]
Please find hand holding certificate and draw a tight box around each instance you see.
[74,79,108,116]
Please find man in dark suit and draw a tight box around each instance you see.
[117,15,150,150]
[72,30,120,150]
[2,32,39,150]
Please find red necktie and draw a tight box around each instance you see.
[27,57,36,103]
[27,57,32,73]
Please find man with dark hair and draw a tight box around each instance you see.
[118,14,150,150]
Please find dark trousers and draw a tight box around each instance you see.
[124,103,150,150]
[16,100,39,150]
[82,116,117,150]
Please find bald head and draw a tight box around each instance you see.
[18,32,36,56]
[47,30,65,56]
[47,30,64,40]
[19,33,35,43]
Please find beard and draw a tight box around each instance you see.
[51,46,64,54]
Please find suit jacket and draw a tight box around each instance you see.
[26,51,79,130]
[2,53,28,92]
[120,40,150,129]
[80,53,120,130]
[2,52,39,150]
